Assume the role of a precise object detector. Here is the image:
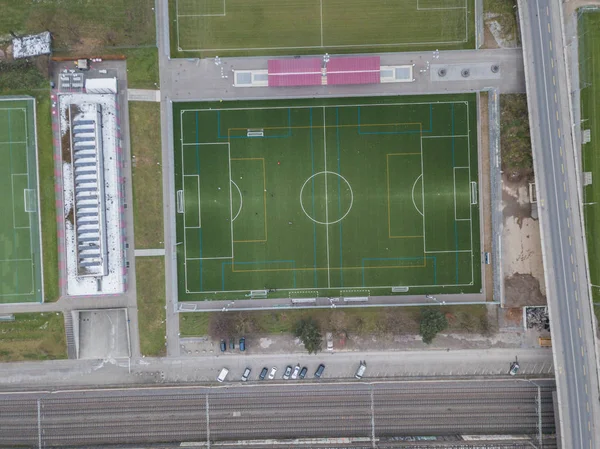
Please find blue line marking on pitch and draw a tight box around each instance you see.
[361,257,437,287]
[336,108,343,287]
[196,112,203,291]
[217,108,292,139]
[310,108,317,288]
[221,260,296,291]
[8,109,19,293]
[451,104,459,284]
[357,104,433,135]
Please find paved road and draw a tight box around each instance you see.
[517,0,600,448]
[0,348,553,389]
[0,380,555,447]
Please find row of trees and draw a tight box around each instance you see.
[209,308,451,353]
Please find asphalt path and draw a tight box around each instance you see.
[0,348,553,389]
[0,379,555,447]
[517,0,600,447]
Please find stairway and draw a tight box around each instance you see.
[64,312,77,359]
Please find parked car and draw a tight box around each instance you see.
[217,368,229,383]
[314,363,325,378]
[268,367,277,379]
[355,361,367,379]
[299,366,308,379]
[220,339,226,352]
[326,332,333,351]
[229,338,235,350]
[239,337,246,351]
[509,361,520,376]
[259,367,268,380]
[241,367,251,382]
[283,365,293,380]
[291,364,300,379]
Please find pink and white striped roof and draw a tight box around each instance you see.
[327,56,381,85]
[268,59,322,87]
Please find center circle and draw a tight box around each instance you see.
[299,171,354,225]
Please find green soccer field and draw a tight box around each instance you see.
[173,95,482,301]
[171,0,475,57]
[0,98,43,303]
[579,10,600,302]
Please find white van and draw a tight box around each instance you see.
[217,367,229,383]
[355,361,367,379]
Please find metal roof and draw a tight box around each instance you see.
[327,56,381,85]
[268,59,322,87]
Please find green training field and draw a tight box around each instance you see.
[579,10,600,302]
[173,95,481,301]
[0,98,43,303]
[171,0,475,57]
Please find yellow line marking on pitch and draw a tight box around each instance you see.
[230,157,267,243]
[387,152,423,239]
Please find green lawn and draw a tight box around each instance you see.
[173,95,481,301]
[0,313,67,361]
[0,0,156,51]
[170,0,475,57]
[130,102,164,249]
[179,305,490,337]
[123,48,160,90]
[579,10,600,301]
[136,257,166,356]
[0,97,44,303]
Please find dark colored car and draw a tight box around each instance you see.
[314,364,325,378]
[299,366,308,379]
[239,337,246,351]
[220,339,226,352]
[259,367,268,380]
[229,338,235,350]
[283,365,293,380]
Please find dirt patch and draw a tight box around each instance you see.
[67,38,106,57]
[505,273,546,307]
[482,24,500,49]
[61,129,71,164]
[65,206,74,226]
[504,307,523,326]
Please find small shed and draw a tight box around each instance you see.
[12,31,52,59]
[85,78,118,94]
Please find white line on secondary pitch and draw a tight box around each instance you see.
[323,107,330,288]
[320,0,324,47]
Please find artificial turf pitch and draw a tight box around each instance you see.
[173,95,481,301]
[171,0,474,57]
[0,98,43,303]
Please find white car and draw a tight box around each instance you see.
[326,332,334,351]
[268,367,277,379]
[291,364,300,379]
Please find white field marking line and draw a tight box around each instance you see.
[180,109,190,293]
[323,107,330,288]
[187,257,232,260]
[22,105,36,296]
[179,38,468,53]
[411,174,424,217]
[177,0,226,17]
[183,175,202,227]
[231,180,243,221]
[0,258,33,262]
[424,249,472,254]
[420,135,427,254]
[416,0,467,11]
[184,276,477,294]
[421,135,469,139]
[228,142,234,261]
[466,100,475,282]
[181,142,229,146]
[320,0,324,46]
[0,141,27,145]
[182,101,468,114]
[176,0,181,51]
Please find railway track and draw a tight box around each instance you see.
[0,381,556,447]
